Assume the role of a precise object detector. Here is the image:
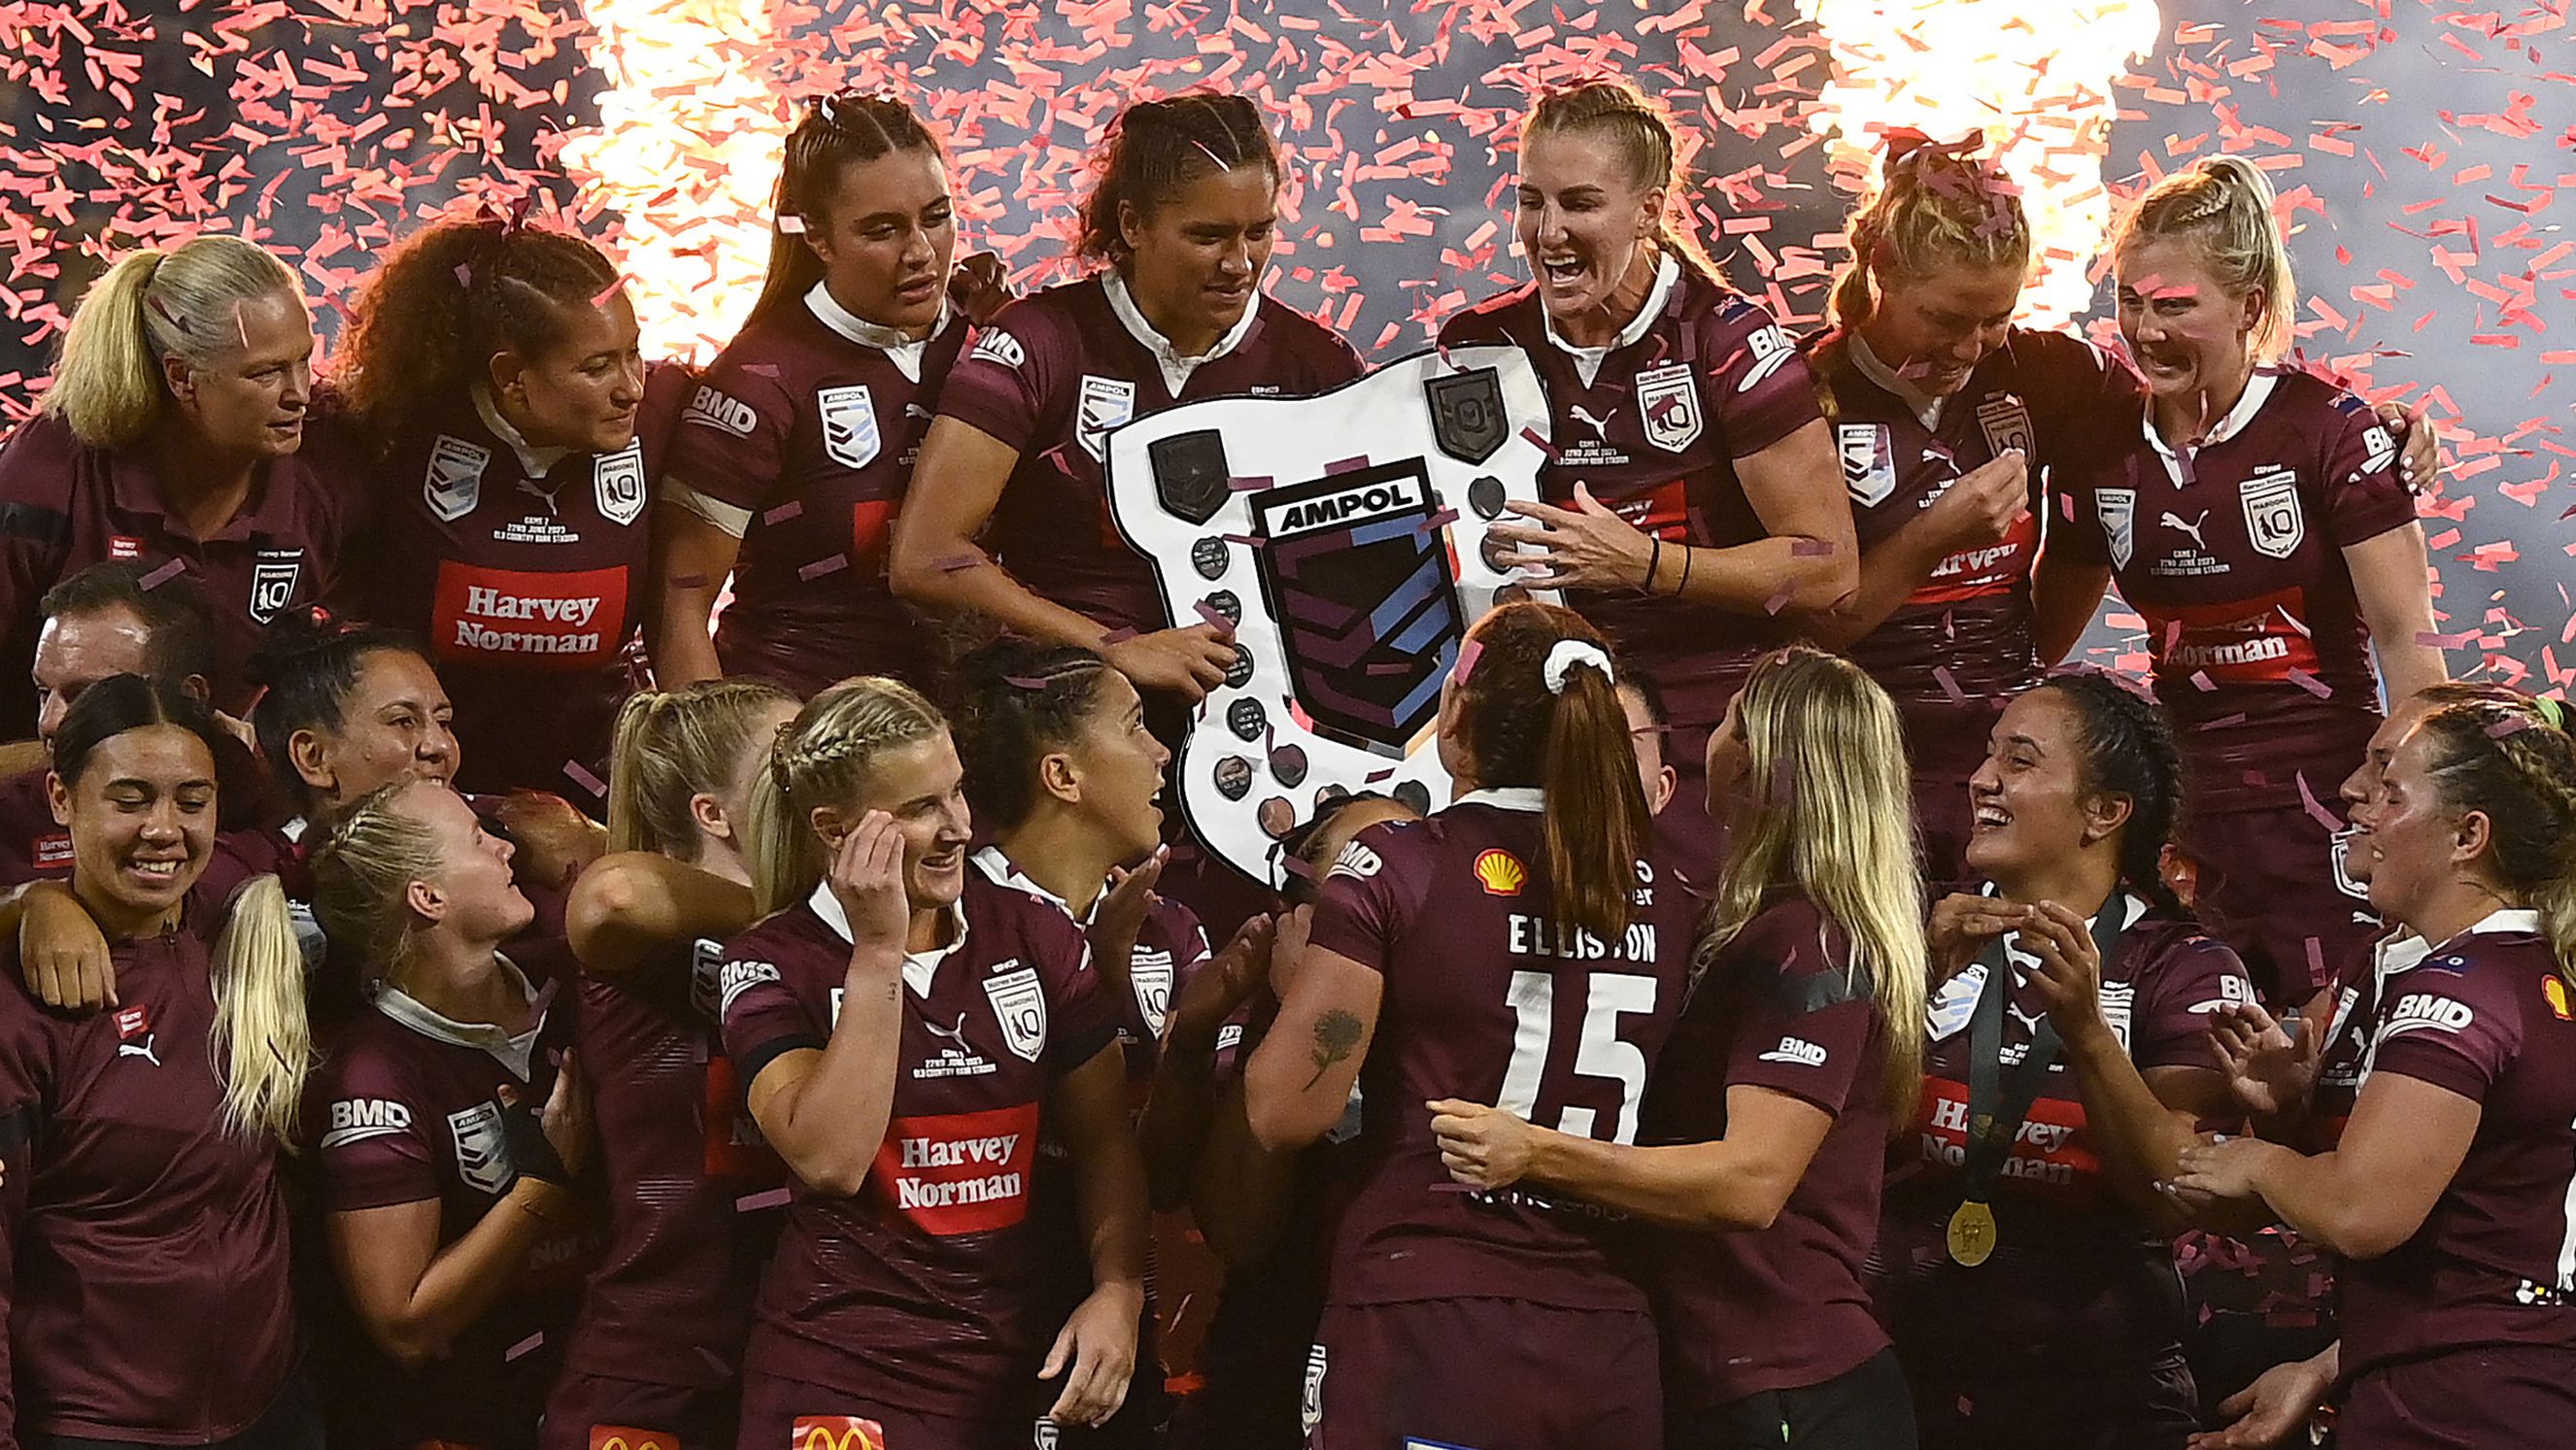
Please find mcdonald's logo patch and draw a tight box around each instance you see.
[589,1428,671,1450]
[1474,849,1526,897]
[792,1416,887,1450]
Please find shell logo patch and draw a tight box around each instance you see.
[2544,975,2572,1022]
[1474,849,1526,896]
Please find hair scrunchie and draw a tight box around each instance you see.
[1541,639,1613,696]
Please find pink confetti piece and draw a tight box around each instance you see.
[503,1332,545,1363]
[1412,507,1460,534]
[562,759,607,797]
[763,500,804,525]
[1789,538,1836,557]
[935,554,984,573]
[1323,455,1370,475]
[2304,936,2325,984]
[1453,638,1483,683]
[1100,626,1139,647]
[668,573,709,590]
[775,216,806,235]
[1763,590,1795,616]
[2293,773,2343,833]
[1520,426,1559,461]
[1933,665,1966,704]
[138,558,186,590]
[1193,599,1237,632]
[1229,475,1273,492]
[2284,667,2333,699]
[735,1186,791,1213]
[798,554,849,581]
[2416,630,2476,648]
[2487,714,2535,739]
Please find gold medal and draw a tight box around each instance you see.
[1947,1199,1998,1266]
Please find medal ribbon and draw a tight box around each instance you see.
[1958,897,2127,1209]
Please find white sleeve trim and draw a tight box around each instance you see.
[660,477,752,539]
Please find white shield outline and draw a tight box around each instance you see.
[1838,422,1896,507]
[983,965,1049,1062]
[818,384,881,470]
[593,441,647,527]
[1975,393,2035,457]
[249,555,302,625]
[1076,375,1136,463]
[424,435,491,523]
[2098,488,2137,570]
[2241,468,2306,560]
[1634,363,1704,454]
[1128,947,1174,1039]
[447,1100,513,1195]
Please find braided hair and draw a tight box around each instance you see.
[2410,701,2576,984]
[2037,670,2191,919]
[2110,154,2296,361]
[1829,129,2032,330]
[1522,80,1724,284]
[948,638,1118,834]
[745,676,948,915]
[335,212,622,439]
[1077,93,1279,261]
[748,92,945,326]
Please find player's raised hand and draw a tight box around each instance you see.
[1427,1098,1538,1191]
[1925,448,2028,551]
[827,810,910,965]
[1102,624,1235,701]
[2207,999,2322,1120]
[1492,483,1655,591]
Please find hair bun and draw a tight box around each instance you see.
[245,602,349,687]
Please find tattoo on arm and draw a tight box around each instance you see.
[1304,1008,1364,1090]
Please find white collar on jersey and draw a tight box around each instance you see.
[1977,882,2149,971]
[1540,251,1679,389]
[1102,268,1262,394]
[370,953,551,1080]
[2141,368,2279,487]
[1453,786,1545,813]
[469,382,574,481]
[804,281,954,386]
[1847,328,1947,431]
[808,879,969,998]
[968,844,1100,927]
[2386,907,2544,976]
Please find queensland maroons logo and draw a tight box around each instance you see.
[1636,362,1704,453]
[2241,467,2306,559]
[593,441,647,526]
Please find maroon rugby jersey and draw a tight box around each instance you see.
[934,273,1364,635]
[2054,368,2419,813]
[1874,894,2254,1372]
[2305,929,2407,1146]
[308,961,593,1450]
[0,412,355,729]
[335,365,689,799]
[0,902,298,1444]
[663,287,968,696]
[0,767,71,886]
[1642,893,1891,1407]
[1807,326,2140,785]
[714,870,1119,1416]
[2328,912,2576,1380]
[1306,788,1697,1313]
[561,935,783,1392]
[1436,255,1823,727]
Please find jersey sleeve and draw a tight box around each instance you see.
[1719,905,1876,1117]
[2132,930,2256,1071]
[1025,904,1118,1075]
[1304,821,1430,977]
[0,419,77,673]
[1703,298,1823,460]
[715,928,824,1092]
[2015,328,2146,474]
[1305,325,1367,389]
[661,342,800,513]
[2318,387,2419,547]
[933,297,1067,454]
[2364,964,2524,1103]
[311,1038,444,1212]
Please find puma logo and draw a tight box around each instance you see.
[1569,403,1616,437]
[924,1012,973,1051]
[118,1034,161,1067]
[2160,508,2212,551]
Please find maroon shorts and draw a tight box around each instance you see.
[2335,1346,2576,1450]
[1306,1298,1659,1450]
[735,1373,1037,1450]
[2181,802,2381,1005]
[540,1372,737,1450]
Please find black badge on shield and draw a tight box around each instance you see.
[1391,779,1433,815]
[1213,756,1254,800]
[1151,429,1233,526]
[1270,744,1309,788]
[1191,536,1231,581]
[1467,475,1506,521]
[1203,590,1241,626]
[1425,368,1508,464]
[1228,697,1268,742]
[1224,644,1254,690]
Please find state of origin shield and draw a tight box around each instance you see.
[1105,347,1555,887]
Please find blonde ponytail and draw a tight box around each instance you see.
[41,237,300,449]
[1830,132,2032,330]
[750,677,947,916]
[608,680,798,860]
[1524,81,1725,286]
[209,875,315,1148]
[2112,153,2297,361]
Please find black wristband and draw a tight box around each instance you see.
[499,1095,574,1189]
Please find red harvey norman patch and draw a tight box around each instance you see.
[2136,586,2322,687]
[107,535,145,561]
[114,1004,152,1041]
[1910,511,2039,607]
[853,500,893,564]
[32,832,70,871]
[789,1417,886,1450]
[1916,1075,2103,1207]
[430,562,629,671]
[700,1053,786,1182]
[869,1101,1038,1235]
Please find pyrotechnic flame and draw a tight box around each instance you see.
[1799,0,2161,325]
[559,0,786,362]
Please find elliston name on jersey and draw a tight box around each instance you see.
[1103,346,1559,885]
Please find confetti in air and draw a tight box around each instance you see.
[1797,0,2161,325]
[558,0,790,361]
